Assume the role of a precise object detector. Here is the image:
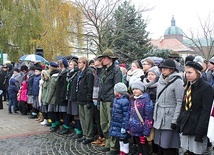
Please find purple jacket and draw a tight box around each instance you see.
[127,93,153,137]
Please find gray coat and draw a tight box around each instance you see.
[153,72,184,130]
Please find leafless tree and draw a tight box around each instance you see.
[184,14,214,60]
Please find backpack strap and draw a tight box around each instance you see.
[157,76,180,99]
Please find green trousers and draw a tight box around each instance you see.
[78,104,94,139]
[100,101,119,151]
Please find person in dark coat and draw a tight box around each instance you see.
[97,49,122,154]
[109,82,130,155]
[8,78,19,114]
[177,61,213,155]
[76,57,94,144]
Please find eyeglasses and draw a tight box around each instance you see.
[142,63,149,66]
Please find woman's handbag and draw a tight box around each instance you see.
[134,101,154,141]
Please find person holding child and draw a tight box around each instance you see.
[109,82,130,155]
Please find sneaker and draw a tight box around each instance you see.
[8,111,12,114]
[50,126,59,132]
[40,119,48,125]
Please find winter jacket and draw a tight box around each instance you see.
[32,74,41,96]
[153,72,184,130]
[143,78,159,104]
[46,70,59,105]
[55,69,68,105]
[27,72,35,96]
[98,65,122,103]
[127,93,153,137]
[18,81,28,102]
[40,79,50,106]
[177,78,213,136]
[67,67,78,101]
[93,67,103,99]
[8,78,19,99]
[109,94,130,139]
[76,67,94,104]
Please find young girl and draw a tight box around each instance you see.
[128,80,153,155]
[17,80,28,115]
[109,82,130,155]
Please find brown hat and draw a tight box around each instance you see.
[97,49,118,59]
[168,51,180,58]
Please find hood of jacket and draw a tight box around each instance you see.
[10,78,17,85]
[159,71,182,84]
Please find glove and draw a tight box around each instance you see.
[171,123,177,131]
[86,103,91,109]
[121,128,126,134]
[194,134,203,143]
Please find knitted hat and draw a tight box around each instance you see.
[193,56,203,66]
[159,59,176,69]
[49,62,58,68]
[62,58,69,67]
[114,82,127,94]
[148,66,160,77]
[130,80,146,92]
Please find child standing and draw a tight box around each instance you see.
[8,78,19,114]
[128,80,153,155]
[17,81,28,115]
[109,82,130,155]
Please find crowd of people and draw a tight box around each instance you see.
[0,49,214,155]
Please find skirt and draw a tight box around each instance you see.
[40,105,48,113]
[154,129,180,149]
[67,100,78,115]
[48,104,59,112]
[33,96,39,109]
[59,105,67,113]
[180,134,207,154]
[27,95,34,104]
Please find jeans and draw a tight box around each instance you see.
[8,98,17,113]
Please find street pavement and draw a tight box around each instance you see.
[0,101,103,155]
[0,101,213,155]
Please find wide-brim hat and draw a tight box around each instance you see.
[97,49,118,59]
[159,59,177,69]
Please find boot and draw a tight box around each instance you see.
[38,115,44,122]
[40,119,48,125]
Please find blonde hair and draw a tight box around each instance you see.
[78,57,89,67]
[41,70,50,80]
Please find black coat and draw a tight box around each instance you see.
[98,65,122,103]
[76,67,94,104]
[177,78,213,136]
[67,67,78,101]
[55,69,68,105]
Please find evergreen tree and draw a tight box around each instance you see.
[103,1,151,63]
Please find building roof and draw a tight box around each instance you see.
[164,16,183,36]
[151,38,194,52]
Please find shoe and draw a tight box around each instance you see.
[50,126,59,132]
[77,137,85,142]
[40,119,48,125]
[91,139,102,145]
[13,112,18,115]
[106,150,119,155]
[8,111,12,114]
[59,128,70,135]
[68,132,76,137]
[82,139,94,145]
[46,122,52,126]
[72,134,82,139]
[28,115,37,119]
[101,147,110,152]
[101,139,106,147]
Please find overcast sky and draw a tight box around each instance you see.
[130,0,214,39]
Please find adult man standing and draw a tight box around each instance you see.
[97,49,122,155]
[207,56,214,87]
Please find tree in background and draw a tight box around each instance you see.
[0,0,83,62]
[184,15,214,60]
[106,1,152,63]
